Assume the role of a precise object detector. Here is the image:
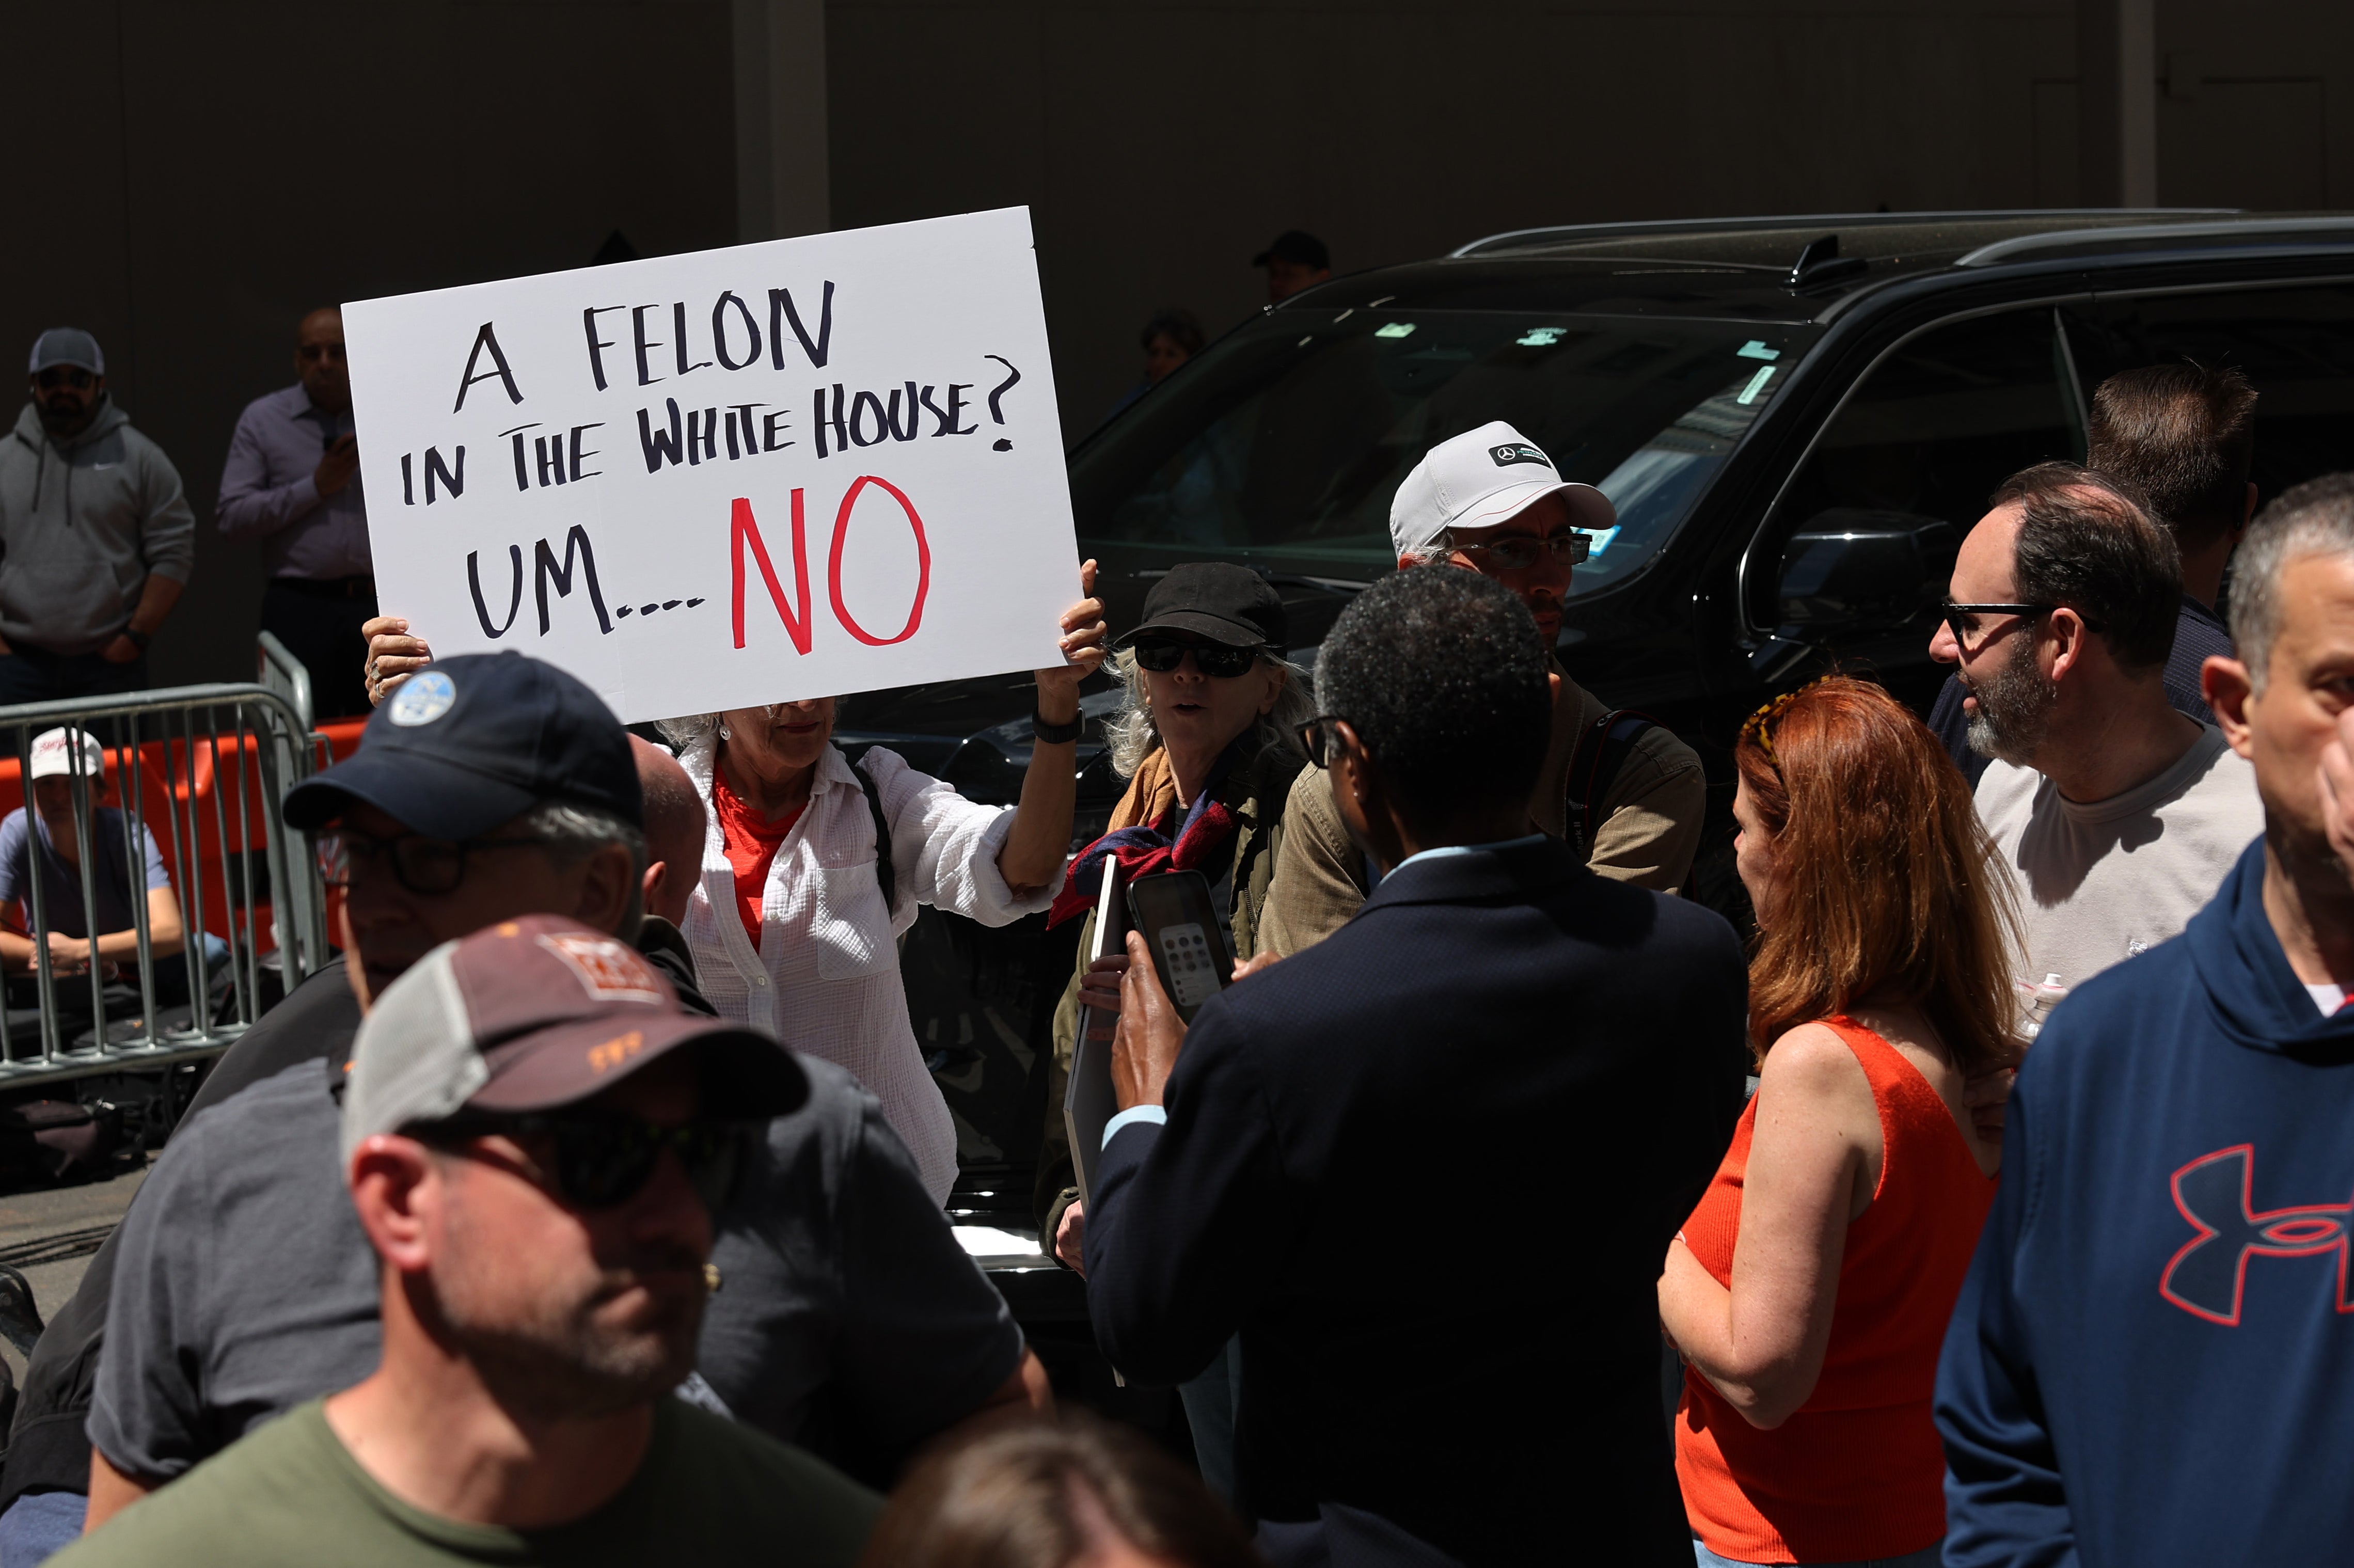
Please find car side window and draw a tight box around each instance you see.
[1750,307,2082,628]
[2067,285,2354,503]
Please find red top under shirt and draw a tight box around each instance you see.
[709,765,803,953]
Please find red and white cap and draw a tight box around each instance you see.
[340,913,807,1164]
[27,728,104,782]
[1388,420,1616,558]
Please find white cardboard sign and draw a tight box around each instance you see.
[343,207,1076,723]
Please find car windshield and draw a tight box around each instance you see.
[1071,308,1822,597]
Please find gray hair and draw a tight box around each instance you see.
[1102,647,1316,781]
[2230,472,2354,690]
[516,799,647,937]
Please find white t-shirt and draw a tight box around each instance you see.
[1976,723,2263,999]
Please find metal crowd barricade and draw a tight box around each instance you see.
[0,683,330,1086]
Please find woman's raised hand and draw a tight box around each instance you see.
[1035,560,1108,711]
[361,616,434,707]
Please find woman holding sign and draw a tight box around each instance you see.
[358,566,1107,1206]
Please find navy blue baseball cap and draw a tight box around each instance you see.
[282,653,642,840]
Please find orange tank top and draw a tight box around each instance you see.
[1674,1016,1996,1564]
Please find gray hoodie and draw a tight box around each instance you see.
[0,400,195,656]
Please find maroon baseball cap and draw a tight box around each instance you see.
[340,914,805,1161]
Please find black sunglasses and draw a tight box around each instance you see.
[417,1111,748,1212]
[1939,601,2109,653]
[1297,715,1351,770]
[316,829,552,896]
[1447,529,1592,572]
[1131,639,1263,678]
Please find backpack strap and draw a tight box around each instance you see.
[1563,709,1658,863]
[851,752,898,913]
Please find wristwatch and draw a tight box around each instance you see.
[123,627,152,652]
[1031,707,1083,745]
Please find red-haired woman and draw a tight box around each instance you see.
[1658,676,2018,1567]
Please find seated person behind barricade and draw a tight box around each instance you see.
[1082,566,1750,1564]
[1257,420,1706,960]
[1030,562,1312,1504]
[856,1412,1260,1568]
[1660,677,2014,1568]
[360,568,1109,1207]
[0,727,201,1001]
[10,653,1044,1564]
[50,914,880,1567]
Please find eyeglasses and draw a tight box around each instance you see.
[1297,715,1350,770]
[1938,602,2109,655]
[315,829,552,896]
[34,368,93,391]
[417,1111,748,1212]
[1447,529,1592,572]
[1131,639,1263,678]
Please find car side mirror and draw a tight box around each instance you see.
[1776,509,1958,633]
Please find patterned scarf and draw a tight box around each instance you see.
[1047,742,1244,928]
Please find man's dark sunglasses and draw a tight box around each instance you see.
[315,828,551,896]
[34,367,94,391]
[1448,529,1592,572]
[1297,715,1350,770]
[1939,601,2109,652]
[1131,639,1263,678]
[416,1110,748,1212]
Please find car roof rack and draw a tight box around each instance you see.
[1953,215,2354,266]
[1449,209,2234,259]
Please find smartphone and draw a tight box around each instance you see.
[1125,870,1234,1023]
[1064,865,1127,1208]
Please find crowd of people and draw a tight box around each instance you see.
[1,297,2351,1566]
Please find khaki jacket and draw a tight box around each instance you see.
[1257,666,1707,958]
[1034,741,1304,1237]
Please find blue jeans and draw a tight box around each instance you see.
[0,645,150,707]
[1693,1541,1942,1568]
[0,1490,86,1567]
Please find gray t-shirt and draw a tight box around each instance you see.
[91,1053,1023,1485]
[1975,723,2264,1001]
[91,1056,378,1479]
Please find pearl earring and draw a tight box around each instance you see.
[718,721,732,741]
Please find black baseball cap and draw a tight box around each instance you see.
[1116,563,1289,652]
[282,653,643,840]
[1252,230,1330,271]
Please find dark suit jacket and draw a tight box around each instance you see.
[1084,838,1749,1566]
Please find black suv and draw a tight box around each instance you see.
[842,208,2354,1407]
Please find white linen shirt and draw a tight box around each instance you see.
[679,735,1054,1204]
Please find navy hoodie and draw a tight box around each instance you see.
[1937,838,2354,1567]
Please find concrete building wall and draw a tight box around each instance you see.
[2,0,2345,688]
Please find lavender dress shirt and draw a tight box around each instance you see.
[216,385,371,579]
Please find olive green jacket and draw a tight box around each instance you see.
[1256,665,1707,958]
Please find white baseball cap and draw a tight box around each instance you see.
[27,728,104,782]
[1388,420,1616,559]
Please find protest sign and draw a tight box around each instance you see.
[343,207,1077,723]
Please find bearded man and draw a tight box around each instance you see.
[1931,463,2262,1010]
